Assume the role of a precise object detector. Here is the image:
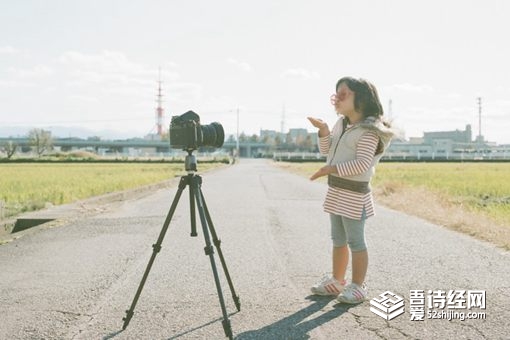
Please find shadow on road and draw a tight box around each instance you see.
[235,295,355,340]
[101,297,353,339]
[102,312,240,340]
[103,329,124,340]
[165,311,240,340]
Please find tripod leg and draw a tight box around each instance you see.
[199,189,241,312]
[189,175,198,237]
[192,177,233,340]
[122,176,188,330]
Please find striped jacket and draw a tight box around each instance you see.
[319,116,392,220]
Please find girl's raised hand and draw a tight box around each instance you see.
[307,117,327,129]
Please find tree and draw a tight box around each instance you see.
[285,133,293,145]
[226,134,236,143]
[295,134,314,151]
[239,132,248,142]
[302,135,314,152]
[274,136,283,150]
[1,140,18,159]
[159,131,169,142]
[28,128,53,157]
[284,133,296,151]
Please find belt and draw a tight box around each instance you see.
[327,175,371,194]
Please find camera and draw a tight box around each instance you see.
[169,110,225,151]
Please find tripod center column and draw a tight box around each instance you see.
[185,153,197,172]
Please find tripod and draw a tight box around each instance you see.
[122,152,240,339]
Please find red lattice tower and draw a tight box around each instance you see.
[156,69,164,136]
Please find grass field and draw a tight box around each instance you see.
[276,161,510,249]
[372,163,510,222]
[0,163,225,218]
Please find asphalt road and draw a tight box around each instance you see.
[0,159,508,340]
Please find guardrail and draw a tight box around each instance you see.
[273,152,326,161]
[272,152,510,162]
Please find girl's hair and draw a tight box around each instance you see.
[336,77,391,154]
[336,76,384,120]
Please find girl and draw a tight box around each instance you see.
[308,76,393,304]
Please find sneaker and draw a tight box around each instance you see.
[336,283,367,304]
[310,275,346,296]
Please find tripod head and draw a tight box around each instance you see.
[185,150,197,173]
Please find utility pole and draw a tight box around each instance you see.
[236,107,240,158]
[280,103,286,135]
[477,97,482,141]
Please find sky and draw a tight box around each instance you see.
[1,0,509,143]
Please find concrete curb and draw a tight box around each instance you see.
[0,176,181,244]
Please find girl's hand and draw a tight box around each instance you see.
[307,117,327,129]
[307,117,330,137]
[310,165,335,181]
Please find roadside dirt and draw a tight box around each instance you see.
[373,185,510,250]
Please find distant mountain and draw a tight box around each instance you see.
[0,126,145,140]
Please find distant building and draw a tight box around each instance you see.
[385,124,501,160]
[288,128,308,143]
[260,129,284,141]
[423,124,472,144]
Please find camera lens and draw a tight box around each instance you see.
[201,122,225,148]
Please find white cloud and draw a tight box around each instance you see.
[58,50,178,78]
[201,95,237,111]
[386,83,435,93]
[484,100,510,121]
[164,61,179,69]
[57,50,180,96]
[227,58,252,72]
[495,85,510,95]
[493,99,510,107]
[0,46,19,54]
[0,80,36,88]
[282,68,320,80]
[406,105,473,117]
[58,50,134,71]
[444,92,463,100]
[68,94,99,103]
[7,65,53,78]
[67,69,137,85]
[167,82,203,104]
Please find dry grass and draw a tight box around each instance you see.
[0,162,226,219]
[373,185,510,250]
[275,161,510,250]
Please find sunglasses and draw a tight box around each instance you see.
[330,91,349,105]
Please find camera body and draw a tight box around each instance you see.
[169,110,224,151]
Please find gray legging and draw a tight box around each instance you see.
[330,209,367,252]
